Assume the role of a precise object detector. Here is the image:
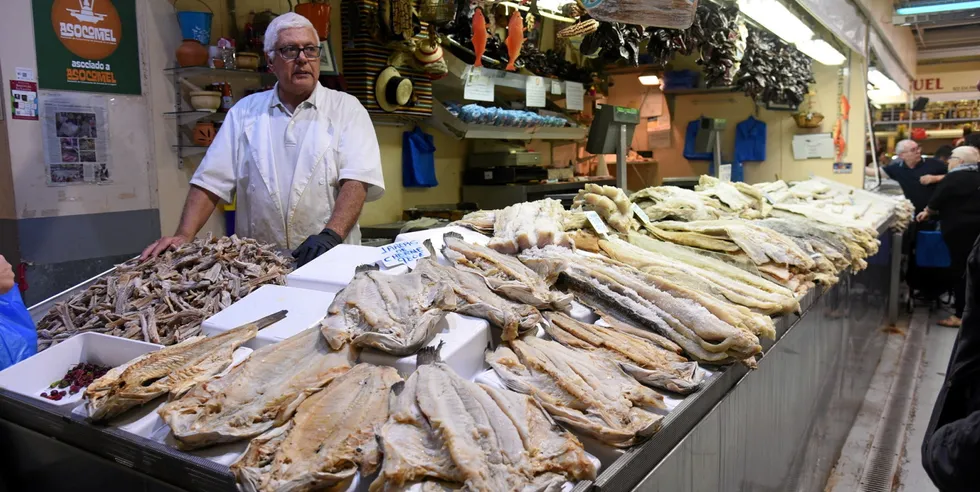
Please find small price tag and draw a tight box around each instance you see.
[631,203,652,226]
[378,240,430,268]
[565,82,585,111]
[551,80,562,95]
[584,211,609,236]
[464,67,495,102]
[719,163,732,182]
[763,192,775,204]
[526,76,546,108]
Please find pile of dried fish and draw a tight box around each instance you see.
[488,336,666,447]
[695,176,771,219]
[233,364,401,492]
[372,346,596,490]
[573,183,636,234]
[160,326,355,450]
[488,199,574,253]
[520,246,762,364]
[631,186,726,222]
[85,311,285,422]
[36,235,292,351]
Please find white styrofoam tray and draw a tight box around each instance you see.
[393,226,491,265]
[202,285,335,349]
[0,332,161,408]
[287,244,408,294]
[360,313,491,381]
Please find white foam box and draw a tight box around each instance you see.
[360,313,490,381]
[287,244,409,294]
[202,285,335,350]
[393,226,490,265]
[0,333,161,409]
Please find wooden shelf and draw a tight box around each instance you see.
[873,117,980,127]
[429,103,587,141]
[662,86,738,95]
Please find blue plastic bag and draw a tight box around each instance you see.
[402,126,438,188]
[0,285,37,370]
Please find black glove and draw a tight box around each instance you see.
[292,228,343,267]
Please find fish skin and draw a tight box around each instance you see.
[441,232,572,312]
[472,8,487,67]
[232,364,401,492]
[321,270,457,355]
[505,9,523,71]
[85,311,284,422]
[159,327,356,450]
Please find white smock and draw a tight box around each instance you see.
[190,82,385,250]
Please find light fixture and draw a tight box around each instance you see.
[896,1,980,15]
[638,74,661,86]
[737,0,814,44]
[867,68,904,104]
[795,39,846,66]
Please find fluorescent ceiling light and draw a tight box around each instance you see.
[795,39,846,66]
[896,1,980,15]
[638,75,661,86]
[737,0,814,44]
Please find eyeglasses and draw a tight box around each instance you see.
[276,45,321,61]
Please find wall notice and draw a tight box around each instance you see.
[41,92,111,186]
[10,81,39,120]
[32,0,141,94]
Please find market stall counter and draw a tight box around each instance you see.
[0,180,904,492]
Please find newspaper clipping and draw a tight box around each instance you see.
[41,92,111,186]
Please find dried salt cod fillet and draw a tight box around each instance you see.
[643,224,742,253]
[520,247,762,363]
[630,186,725,222]
[488,199,572,254]
[441,232,572,311]
[85,310,284,422]
[572,183,634,234]
[487,337,664,447]
[371,346,595,491]
[544,313,702,394]
[452,210,496,234]
[653,220,816,270]
[599,237,777,338]
[232,364,401,492]
[414,256,542,342]
[321,267,457,355]
[160,327,356,450]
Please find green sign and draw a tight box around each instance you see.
[32,0,141,95]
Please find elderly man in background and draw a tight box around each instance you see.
[917,146,980,327]
[143,13,385,266]
[867,139,947,212]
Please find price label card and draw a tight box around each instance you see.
[565,82,585,111]
[719,163,732,182]
[763,192,775,204]
[551,80,562,95]
[631,203,652,226]
[378,240,430,268]
[584,211,609,236]
[526,76,546,108]
[464,68,495,102]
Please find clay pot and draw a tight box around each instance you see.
[176,39,209,67]
[189,90,221,111]
[192,121,217,146]
[236,53,260,71]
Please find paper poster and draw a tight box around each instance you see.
[526,76,546,108]
[792,134,835,159]
[10,81,39,120]
[32,0,141,94]
[464,67,495,102]
[565,82,585,111]
[40,91,111,186]
[833,162,853,174]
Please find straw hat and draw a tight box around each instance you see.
[375,67,414,112]
[414,41,444,64]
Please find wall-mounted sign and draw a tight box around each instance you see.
[32,0,141,95]
[914,71,978,94]
[10,81,39,120]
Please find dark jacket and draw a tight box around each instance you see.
[922,237,980,491]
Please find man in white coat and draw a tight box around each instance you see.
[143,13,385,266]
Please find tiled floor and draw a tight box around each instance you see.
[895,310,959,492]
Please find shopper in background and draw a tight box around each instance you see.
[922,236,980,490]
[917,146,980,327]
[0,255,13,295]
[869,139,947,212]
[934,145,954,164]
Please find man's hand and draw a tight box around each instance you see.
[292,229,343,267]
[141,235,192,261]
[920,175,942,185]
[916,210,931,223]
[0,255,14,295]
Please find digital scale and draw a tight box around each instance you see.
[585,105,641,190]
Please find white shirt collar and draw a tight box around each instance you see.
[270,82,322,112]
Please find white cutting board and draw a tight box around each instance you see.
[202,285,335,350]
[286,244,408,294]
[394,226,491,265]
[360,313,490,381]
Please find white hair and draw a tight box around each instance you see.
[263,13,319,58]
[895,139,917,154]
[952,145,980,165]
